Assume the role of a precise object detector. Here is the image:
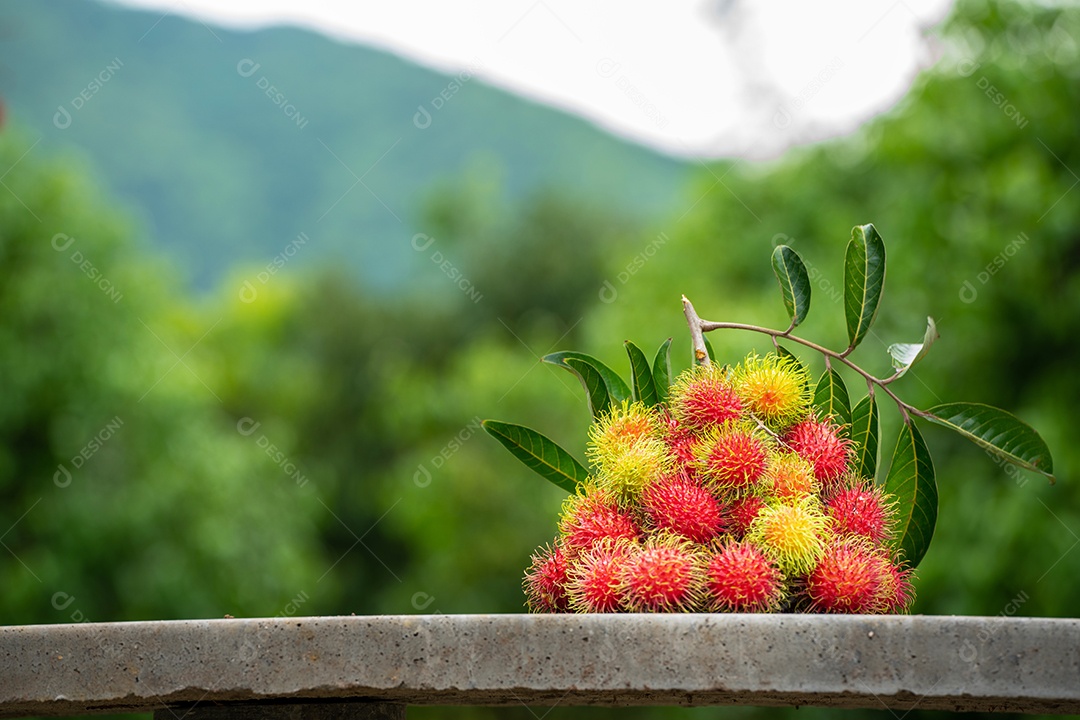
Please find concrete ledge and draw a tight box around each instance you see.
[2,614,1078,717]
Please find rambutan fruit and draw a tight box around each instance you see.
[805,538,892,614]
[695,422,771,491]
[746,496,831,575]
[783,416,853,488]
[873,554,915,613]
[826,478,896,545]
[566,539,634,613]
[660,412,699,470]
[523,543,570,613]
[668,364,743,433]
[588,400,662,460]
[763,452,819,500]
[592,438,671,506]
[733,352,812,428]
[641,473,726,543]
[558,486,640,552]
[621,534,706,612]
[727,494,766,540]
[705,539,787,613]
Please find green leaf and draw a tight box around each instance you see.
[887,317,939,380]
[925,402,1056,484]
[812,368,851,427]
[543,351,631,403]
[849,394,879,478]
[625,340,660,408]
[564,358,612,420]
[884,419,938,569]
[696,336,718,367]
[843,223,886,352]
[775,344,807,377]
[651,338,672,404]
[481,420,588,494]
[771,245,812,328]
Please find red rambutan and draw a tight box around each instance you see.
[705,540,786,612]
[523,543,570,613]
[566,539,634,613]
[763,452,819,500]
[621,535,705,612]
[695,422,770,490]
[642,473,726,543]
[806,538,892,614]
[727,494,766,539]
[669,364,744,433]
[826,479,895,545]
[784,417,853,488]
[873,554,915,613]
[558,487,640,552]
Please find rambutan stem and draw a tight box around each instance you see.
[682,296,933,423]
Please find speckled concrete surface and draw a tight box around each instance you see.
[2,614,1078,717]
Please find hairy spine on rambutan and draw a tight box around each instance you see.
[705,539,787,613]
[566,538,634,613]
[826,477,897,545]
[641,473,726,543]
[588,400,662,460]
[660,412,700,472]
[591,438,670,506]
[733,352,812,428]
[763,452,819,500]
[621,534,706,612]
[727,494,766,540]
[783,416,853,488]
[668,364,743,433]
[805,538,896,614]
[873,553,915,613]
[746,496,831,575]
[695,422,771,491]
[523,543,570,613]
[558,486,640,551]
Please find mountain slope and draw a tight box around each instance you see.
[0,0,692,289]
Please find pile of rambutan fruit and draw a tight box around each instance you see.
[483,223,1055,616]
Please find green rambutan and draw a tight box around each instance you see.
[826,478,896,545]
[705,539,787,613]
[805,538,893,614]
[746,496,831,575]
[588,400,662,460]
[566,539,634,613]
[695,422,770,491]
[523,543,570,613]
[621,534,706,612]
[591,436,670,506]
[641,473,726,543]
[763,452,819,500]
[733,352,812,428]
[558,486,640,552]
[668,364,744,433]
[783,416,853,488]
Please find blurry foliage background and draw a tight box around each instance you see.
[2,1,1080,719]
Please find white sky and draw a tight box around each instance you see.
[110,0,955,158]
